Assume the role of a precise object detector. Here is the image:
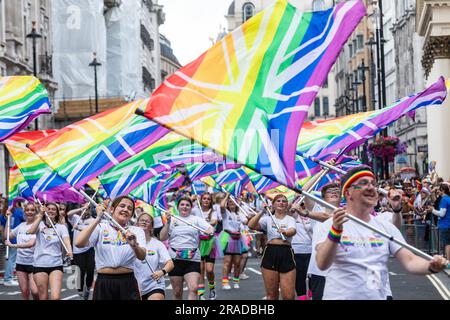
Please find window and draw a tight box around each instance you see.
[314,98,321,117]
[242,3,255,23]
[357,34,364,51]
[323,78,328,88]
[348,44,353,57]
[323,97,329,115]
[312,0,325,11]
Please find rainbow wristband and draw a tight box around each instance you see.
[328,226,343,243]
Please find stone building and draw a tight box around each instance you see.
[416,0,450,180]
[160,34,181,82]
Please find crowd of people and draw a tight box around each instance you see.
[0,165,449,300]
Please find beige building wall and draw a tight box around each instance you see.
[417,0,450,180]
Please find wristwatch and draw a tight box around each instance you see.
[161,269,167,275]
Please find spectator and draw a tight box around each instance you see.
[430,184,450,259]
[0,200,25,286]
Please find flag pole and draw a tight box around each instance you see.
[294,168,330,205]
[5,212,10,260]
[258,194,287,241]
[298,153,388,196]
[191,183,202,209]
[71,189,99,231]
[155,205,213,236]
[297,189,433,261]
[78,190,155,273]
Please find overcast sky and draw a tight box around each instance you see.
[158,0,232,66]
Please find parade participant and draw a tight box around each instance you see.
[67,203,95,300]
[75,196,147,300]
[315,166,448,300]
[248,194,297,300]
[300,181,340,300]
[192,192,219,300]
[0,200,25,286]
[134,213,174,300]
[430,183,450,260]
[4,203,38,300]
[238,205,254,281]
[27,202,72,300]
[219,193,245,290]
[159,196,214,300]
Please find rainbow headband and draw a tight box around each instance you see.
[342,170,376,195]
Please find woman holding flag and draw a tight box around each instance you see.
[75,196,147,300]
[4,203,38,300]
[134,213,174,300]
[192,192,219,300]
[159,196,214,300]
[219,193,245,290]
[248,194,297,300]
[27,202,72,300]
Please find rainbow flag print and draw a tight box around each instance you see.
[0,76,51,141]
[138,0,366,188]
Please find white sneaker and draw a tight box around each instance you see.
[4,280,19,286]
[209,289,217,300]
[233,283,240,289]
[222,284,231,290]
[199,295,206,300]
[240,273,250,280]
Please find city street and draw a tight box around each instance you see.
[0,257,449,300]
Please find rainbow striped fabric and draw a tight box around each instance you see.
[212,168,251,197]
[185,162,241,182]
[129,171,175,206]
[8,166,33,206]
[97,131,223,199]
[0,76,51,141]
[138,0,365,188]
[243,167,280,194]
[5,130,85,203]
[29,99,170,189]
[297,77,448,167]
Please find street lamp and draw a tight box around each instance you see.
[358,59,369,112]
[89,52,102,114]
[26,21,42,130]
[366,36,377,110]
[352,70,362,114]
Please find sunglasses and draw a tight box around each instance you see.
[390,195,401,201]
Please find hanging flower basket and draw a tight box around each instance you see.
[368,136,407,162]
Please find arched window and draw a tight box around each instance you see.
[242,2,255,23]
[312,0,325,11]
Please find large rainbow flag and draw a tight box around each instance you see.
[29,99,170,189]
[138,0,365,188]
[0,76,51,141]
[296,77,448,173]
[4,130,85,203]
[185,162,241,182]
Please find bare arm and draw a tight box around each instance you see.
[247,212,264,231]
[395,248,448,275]
[220,193,229,215]
[26,211,44,235]
[75,205,104,248]
[159,215,171,242]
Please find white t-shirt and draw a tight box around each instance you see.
[291,216,315,254]
[222,210,244,233]
[314,216,404,300]
[134,237,172,295]
[258,214,297,243]
[192,207,219,223]
[11,222,36,265]
[168,214,212,262]
[307,204,330,277]
[88,222,146,270]
[213,204,222,221]
[33,221,70,268]
[68,215,95,254]
[153,216,163,229]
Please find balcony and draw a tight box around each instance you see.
[54,97,127,121]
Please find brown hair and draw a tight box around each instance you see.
[44,202,61,226]
[321,182,341,198]
[177,196,193,208]
[137,213,154,238]
[111,196,135,215]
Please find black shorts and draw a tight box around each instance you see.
[16,264,34,274]
[141,288,165,300]
[201,255,216,264]
[261,244,296,273]
[93,273,140,300]
[439,228,450,246]
[32,266,64,275]
[169,259,201,277]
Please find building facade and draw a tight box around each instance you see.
[0,0,57,194]
[416,0,450,180]
[53,0,165,127]
[392,0,428,175]
[160,34,181,82]
[225,0,336,121]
